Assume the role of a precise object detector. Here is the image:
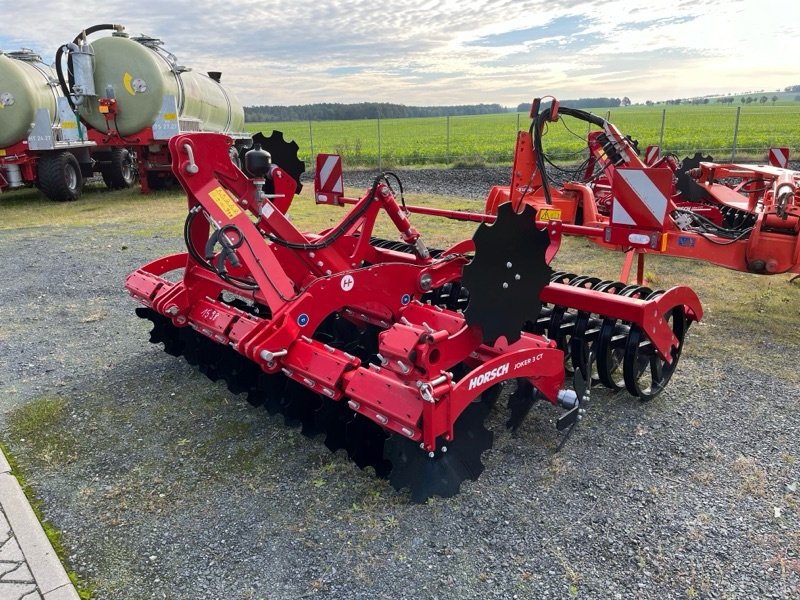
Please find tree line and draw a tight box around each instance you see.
[516,98,624,113]
[244,102,507,122]
[245,89,800,123]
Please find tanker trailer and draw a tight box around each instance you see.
[56,24,251,192]
[0,49,95,201]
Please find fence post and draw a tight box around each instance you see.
[606,110,611,121]
[516,112,520,131]
[377,116,382,171]
[731,106,741,160]
[446,116,450,165]
[308,119,314,159]
[659,109,666,149]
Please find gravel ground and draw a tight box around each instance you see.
[1,168,798,599]
[341,166,512,200]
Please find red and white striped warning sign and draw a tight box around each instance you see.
[768,147,789,168]
[314,154,344,204]
[611,168,672,229]
[644,145,660,166]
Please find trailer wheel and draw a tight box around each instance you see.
[37,152,83,201]
[146,171,176,191]
[101,148,137,189]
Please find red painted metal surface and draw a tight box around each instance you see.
[0,141,40,191]
[480,98,800,276]
[129,132,700,458]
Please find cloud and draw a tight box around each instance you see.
[2,0,800,106]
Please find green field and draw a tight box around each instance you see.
[247,102,800,167]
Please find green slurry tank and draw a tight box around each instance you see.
[65,28,246,138]
[0,50,60,148]
[55,24,250,191]
[0,49,94,201]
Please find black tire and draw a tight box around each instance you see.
[101,148,137,190]
[146,171,176,191]
[37,152,83,201]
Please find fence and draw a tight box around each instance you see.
[247,105,800,169]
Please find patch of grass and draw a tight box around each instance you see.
[0,184,187,231]
[0,442,93,598]
[6,395,78,467]
[732,454,768,497]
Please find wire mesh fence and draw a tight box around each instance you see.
[247,105,800,169]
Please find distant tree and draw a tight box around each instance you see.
[559,97,622,109]
[645,100,653,106]
[740,97,746,103]
[746,96,753,104]
[622,96,631,106]
[771,95,778,104]
[784,85,800,92]
[244,102,506,122]
[759,95,768,104]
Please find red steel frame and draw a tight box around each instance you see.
[481,99,800,277]
[128,133,701,451]
[84,97,171,194]
[0,141,38,192]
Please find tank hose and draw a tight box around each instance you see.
[56,23,125,111]
[57,25,123,109]
[72,24,123,45]
[54,45,72,107]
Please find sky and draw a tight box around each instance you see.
[2,0,799,107]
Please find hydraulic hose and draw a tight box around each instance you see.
[56,24,124,109]
[529,105,606,205]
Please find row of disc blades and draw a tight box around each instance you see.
[134,267,687,502]
[137,307,493,503]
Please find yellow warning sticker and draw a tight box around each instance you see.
[0,149,5,157]
[62,121,77,129]
[209,186,241,219]
[163,113,177,121]
[538,208,562,221]
[123,72,135,96]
